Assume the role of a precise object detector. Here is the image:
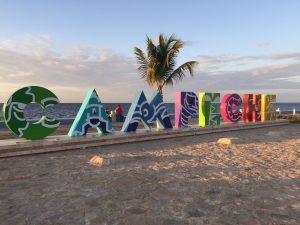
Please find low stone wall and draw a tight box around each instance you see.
[0,120,289,158]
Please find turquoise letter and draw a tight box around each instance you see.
[68,88,113,137]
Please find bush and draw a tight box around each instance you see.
[276,114,300,123]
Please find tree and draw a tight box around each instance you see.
[133,33,198,98]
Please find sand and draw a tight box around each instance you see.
[0,124,299,225]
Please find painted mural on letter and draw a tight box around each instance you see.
[221,93,242,123]
[68,88,113,137]
[199,92,220,127]
[2,86,60,140]
[261,94,276,121]
[121,91,172,132]
[242,94,261,122]
[174,92,198,128]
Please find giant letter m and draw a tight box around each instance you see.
[121,91,173,132]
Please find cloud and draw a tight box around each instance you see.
[0,34,154,103]
[0,34,299,102]
[174,53,300,102]
[7,71,33,78]
[256,41,271,48]
[0,34,54,58]
[271,52,300,60]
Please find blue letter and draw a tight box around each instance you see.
[121,91,172,132]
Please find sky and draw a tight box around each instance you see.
[0,0,299,103]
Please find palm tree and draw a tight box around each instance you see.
[133,33,198,98]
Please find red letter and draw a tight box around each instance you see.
[242,94,261,122]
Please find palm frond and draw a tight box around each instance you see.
[133,33,199,97]
[165,39,183,68]
[133,47,147,78]
[159,34,165,47]
[172,40,184,50]
[146,36,157,57]
[166,34,177,47]
[164,61,198,85]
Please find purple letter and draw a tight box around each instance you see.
[175,92,198,128]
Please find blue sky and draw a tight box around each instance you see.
[0,0,299,102]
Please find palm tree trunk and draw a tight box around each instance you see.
[157,83,163,99]
[156,83,164,129]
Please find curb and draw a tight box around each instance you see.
[0,120,289,158]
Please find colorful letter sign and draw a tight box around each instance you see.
[261,94,276,121]
[242,94,261,122]
[253,94,261,122]
[121,91,172,132]
[68,88,113,137]
[174,92,198,128]
[221,94,242,123]
[2,86,60,140]
[0,84,279,140]
[199,92,220,127]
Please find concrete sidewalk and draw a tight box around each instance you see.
[0,120,289,158]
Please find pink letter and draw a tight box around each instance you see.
[221,94,242,123]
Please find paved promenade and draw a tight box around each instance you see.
[0,124,299,224]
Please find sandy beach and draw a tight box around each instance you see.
[0,124,299,224]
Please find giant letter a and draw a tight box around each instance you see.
[68,88,113,137]
[121,91,172,132]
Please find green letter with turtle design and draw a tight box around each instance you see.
[68,88,113,137]
[2,86,60,140]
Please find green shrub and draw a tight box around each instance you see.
[275,114,300,123]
